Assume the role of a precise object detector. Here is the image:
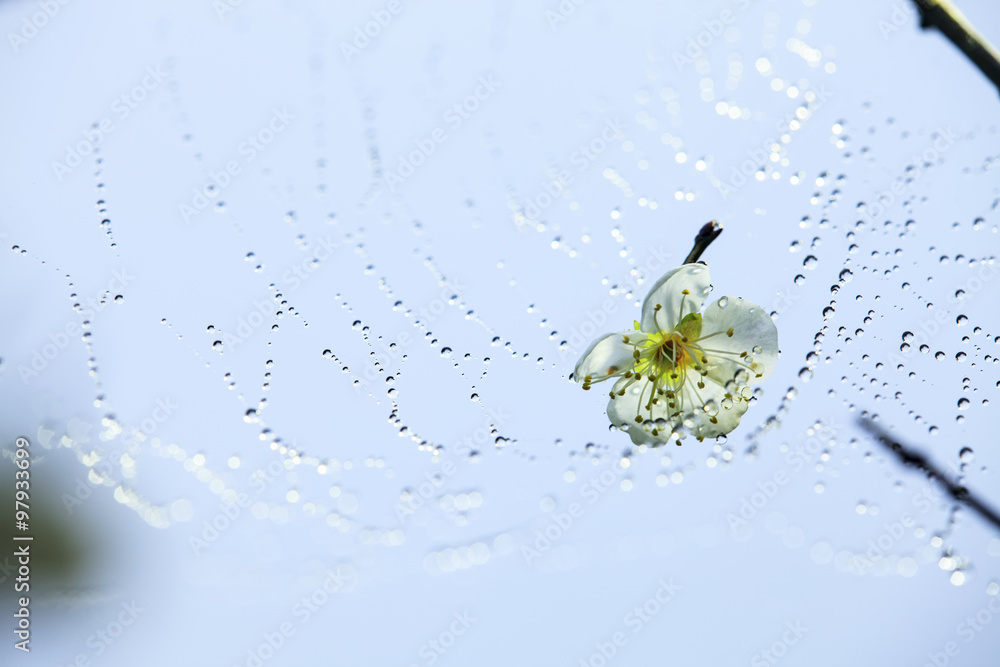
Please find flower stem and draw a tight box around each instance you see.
[911,0,1000,96]
[683,220,723,264]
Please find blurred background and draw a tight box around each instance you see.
[2,0,999,664]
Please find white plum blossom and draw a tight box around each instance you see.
[574,263,778,445]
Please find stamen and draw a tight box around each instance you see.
[653,302,668,333]
[694,331,727,343]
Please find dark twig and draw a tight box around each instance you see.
[911,0,1000,96]
[859,419,1000,533]
[683,220,723,264]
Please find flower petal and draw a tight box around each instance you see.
[686,375,750,439]
[606,377,662,445]
[605,369,752,444]
[574,331,643,382]
[640,264,712,334]
[698,296,778,386]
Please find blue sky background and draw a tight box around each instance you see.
[2,0,999,665]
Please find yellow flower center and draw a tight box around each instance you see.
[635,312,705,389]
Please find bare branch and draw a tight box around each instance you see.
[859,418,1000,533]
[911,0,1000,96]
[683,221,723,264]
